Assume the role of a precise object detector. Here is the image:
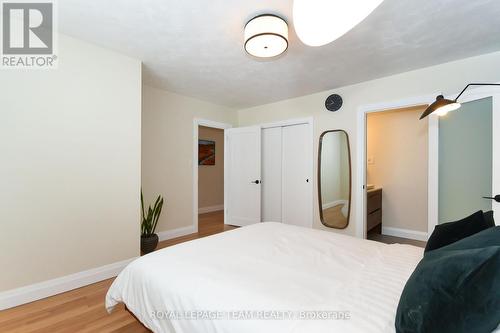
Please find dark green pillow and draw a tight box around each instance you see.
[396,228,500,333]
[484,211,496,228]
[425,211,491,253]
[438,226,500,252]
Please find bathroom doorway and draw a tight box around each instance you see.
[365,106,429,246]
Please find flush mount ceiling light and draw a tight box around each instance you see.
[293,0,384,47]
[244,14,288,58]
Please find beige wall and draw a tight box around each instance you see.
[367,107,428,232]
[198,126,225,210]
[142,86,237,233]
[238,51,500,237]
[4,45,497,294]
[0,34,142,291]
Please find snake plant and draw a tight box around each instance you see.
[141,191,164,237]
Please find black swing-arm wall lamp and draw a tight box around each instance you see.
[420,83,500,204]
[419,83,500,120]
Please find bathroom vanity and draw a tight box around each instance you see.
[367,187,383,233]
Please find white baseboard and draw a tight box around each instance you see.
[0,224,201,311]
[322,200,347,210]
[382,226,428,242]
[157,224,197,242]
[198,205,224,214]
[322,200,349,217]
[0,257,137,310]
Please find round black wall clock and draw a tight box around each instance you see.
[325,94,343,112]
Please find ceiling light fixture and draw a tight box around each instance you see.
[419,83,500,120]
[293,0,384,47]
[244,14,288,58]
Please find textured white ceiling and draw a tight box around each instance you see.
[59,0,500,108]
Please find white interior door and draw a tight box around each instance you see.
[226,126,261,226]
[261,127,282,222]
[282,124,312,227]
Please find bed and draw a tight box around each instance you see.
[106,222,424,333]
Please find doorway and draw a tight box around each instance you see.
[193,119,232,233]
[198,125,225,230]
[357,87,500,245]
[365,106,429,246]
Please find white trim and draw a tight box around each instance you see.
[260,117,312,129]
[193,119,232,230]
[224,128,229,225]
[157,225,197,241]
[323,200,349,218]
[307,118,315,229]
[452,83,500,104]
[198,204,224,214]
[493,95,500,223]
[358,95,437,114]
[0,257,137,310]
[322,199,348,210]
[356,94,439,239]
[356,105,367,239]
[381,227,428,242]
[428,114,439,237]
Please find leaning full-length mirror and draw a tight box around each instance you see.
[318,130,352,229]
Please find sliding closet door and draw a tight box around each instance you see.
[226,126,261,226]
[282,124,312,227]
[261,127,282,222]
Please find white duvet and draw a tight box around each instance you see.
[106,222,424,333]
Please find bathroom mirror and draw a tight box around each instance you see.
[318,130,352,229]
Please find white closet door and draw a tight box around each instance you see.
[226,126,262,226]
[261,127,282,222]
[282,124,312,227]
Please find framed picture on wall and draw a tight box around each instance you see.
[198,140,215,165]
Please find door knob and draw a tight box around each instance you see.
[483,195,500,203]
[251,180,260,184]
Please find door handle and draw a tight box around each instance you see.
[251,180,261,184]
[483,195,500,203]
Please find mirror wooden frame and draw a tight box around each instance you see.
[317,129,352,229]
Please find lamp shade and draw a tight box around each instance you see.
[293,0,384,47]
[419,95,461,120]
[244,15,288,58]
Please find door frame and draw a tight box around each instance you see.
[356,94,439,240]
[193,118,232,232]
[260,117,315,228]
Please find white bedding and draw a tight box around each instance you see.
[106,222,423,333]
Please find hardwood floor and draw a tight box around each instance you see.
[157,211,235,251]
[367,231,427,248]
[0,211,232,333]
[321,204,347,228]
[0,211,424,332]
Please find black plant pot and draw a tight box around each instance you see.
[141,234,159,254]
